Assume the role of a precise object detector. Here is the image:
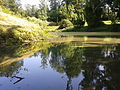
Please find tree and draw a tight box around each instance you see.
[48,0,61,22]
[0,0,22,14]
[105,0,120,24]
[38,0,48,20]
[0,0,4,6]
[84,0,105,27]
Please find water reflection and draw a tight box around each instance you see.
[39,42,120,90]
[0,41,52,84]
[0,61,23,77]
[0,61,24,84]
[0,37,120,90]
[80,45,120,90]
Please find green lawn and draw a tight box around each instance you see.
[103,21,120,24]
[62,21,120,32]
[84,21,120,26]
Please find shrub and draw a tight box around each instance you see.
[0,27,3,33]
[58,19,73,29]
[1,7,14,15]
[27,17,48,28]
[72,19,85,27]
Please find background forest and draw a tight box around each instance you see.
[0,0,120,31]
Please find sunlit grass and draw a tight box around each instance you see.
[84,21,112,26]
[103,21,112,25]
[84,20,120,27]
[103,20,120,25]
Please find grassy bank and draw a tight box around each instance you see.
[51,20,120,32]
[62,24,120,32]
[0,7,54,44]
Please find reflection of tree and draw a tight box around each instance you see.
[0,61,23,77]
[0,61,24,84]
[80,45,120,90]
[67,77,72,90]
[12,76,24,84]
[0,41,52,63]
[41,42,85,90]
[40,43,120,90]
[0,41,52,84]
[107,60,120,89]
[41,43,85,77]
[101,44,118,59]
[2,40,118,89]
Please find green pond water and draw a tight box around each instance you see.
[0,33,120,90]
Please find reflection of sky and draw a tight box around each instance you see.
[0,55,84,90]
[99,65,104,71]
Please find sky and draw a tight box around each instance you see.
[21,0,40,6]
[20,0,49,9]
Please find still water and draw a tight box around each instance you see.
[0,35,120,90]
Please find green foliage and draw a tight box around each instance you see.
[58,19,73,29]
[47,10,59,22]
[62,0,120,27]
[48,0,69,22]
[27,17,48,27]
[72,18,85,27]
[0,0,120,32]
[84,0,104,27]
[0,0,48,21]
[1,26,44,43]
[47,9,67,22]
[0,0,22,14]
[0,25,54,44]
[1,6,14,15]
[24,3,48,21]
[0,5,55,44]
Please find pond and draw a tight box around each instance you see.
[0,33,120,90]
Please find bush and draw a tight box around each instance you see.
[27,17,48,28]
[58,19,73,29]
[1,6,14,15]
[72,19,85,27]
[4,27,44,43]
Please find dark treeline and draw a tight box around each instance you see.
[0,0,120,27]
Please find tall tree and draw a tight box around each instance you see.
[84,0,105,27]
[38,0,48,20]
[48,0,61,22]
[0,0,22,14]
